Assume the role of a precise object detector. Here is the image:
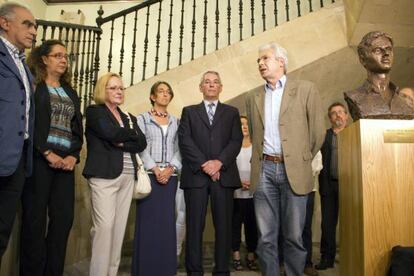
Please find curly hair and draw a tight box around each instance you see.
[357,31,393,61]
[27,39,72,86]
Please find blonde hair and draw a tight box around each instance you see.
[94,72,122,104]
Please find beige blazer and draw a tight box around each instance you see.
[245,78,326,195]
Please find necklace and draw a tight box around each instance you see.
[150,108,168,118]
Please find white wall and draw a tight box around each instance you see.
[4,0,47,19]
[41,0,330,87]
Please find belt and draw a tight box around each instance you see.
[263,154,284,163]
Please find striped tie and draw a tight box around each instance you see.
[207,103,215,125]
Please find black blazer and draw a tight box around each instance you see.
[82,104,147,180]
[178,102,243,189]
[33,81,83,160]
[318,128,337,196]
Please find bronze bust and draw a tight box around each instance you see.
[344,31,414,120]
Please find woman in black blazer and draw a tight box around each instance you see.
[20,40,83,276]
[83,72,146,276]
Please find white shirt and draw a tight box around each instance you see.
[203,100,218,115]
[263,75,287,155]
[234,145,253,199]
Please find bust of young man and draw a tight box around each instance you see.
[344,31,414,120]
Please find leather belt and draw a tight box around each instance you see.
[263,154,284,163]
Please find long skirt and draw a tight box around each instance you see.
[132,174,178,276]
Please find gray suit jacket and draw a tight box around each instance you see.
[245,78,325,195]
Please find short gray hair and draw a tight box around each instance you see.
[259,42,289,73]
[0,2,29,32]
[199,70,222,86]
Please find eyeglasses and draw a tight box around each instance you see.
[329,110,346,117]
[106,86,126,91]
[47,53,69,60]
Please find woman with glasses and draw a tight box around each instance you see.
[20,40,83,276]
[132,81,181,276]
[83,72,146,276]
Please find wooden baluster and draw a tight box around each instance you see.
[58,26,63,41]
[90,31,98,109]
[250,0,255,36]
[51,26,56,39]
[84,29,92,113]
[154,1,162,76]
[130,10,138,86]
[203,0,208,55]
[107,19,114,72]
[142,6,150,80]
[227,0,231,45]
[261,0,266,31]
[191,0,196,60]
[178,0,185,65]
[72,28,81,91]
[119,15,126,77]
[166,0,174,70]
[64,27,70,48]
[320,0,324,7]
[78,29,86,106]
[215,0,219,50]
[41,25,47,43]
[309,0,313,12]
[70,28,76,72]
[285,0,290,21]
[297,0,301,17]
[239,0,243,40]
[274,0,279,26]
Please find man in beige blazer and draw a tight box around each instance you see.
[245,42,325,276]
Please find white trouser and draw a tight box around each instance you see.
[175,183,186,256]
[88,173,134,276]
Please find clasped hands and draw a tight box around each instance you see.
[46,153,77,171]
[201,160,222,182]
[152,166,174,185]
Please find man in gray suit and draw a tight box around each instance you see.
[0,2,36,263]
[245,42,325,276]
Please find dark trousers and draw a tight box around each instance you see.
[231,198,258,253]
[184,182,234,276]
[303,191,315,266]
[320,180,338,262]
[20,155,75,276]
[0,150,27,263]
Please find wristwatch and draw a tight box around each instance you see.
[43,150,52,157]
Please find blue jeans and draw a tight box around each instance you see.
[254,160,308,276]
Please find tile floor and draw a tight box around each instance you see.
[64,244,339,276]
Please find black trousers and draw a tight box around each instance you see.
[0,148,27,264]
[231,198,258,253]
[20,155,75,276]
[320,180,338,262]
[184,182,234,276]
[303,191,315,266]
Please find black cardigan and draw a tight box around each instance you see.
[82,104,147,180]
[33,81,83,161]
